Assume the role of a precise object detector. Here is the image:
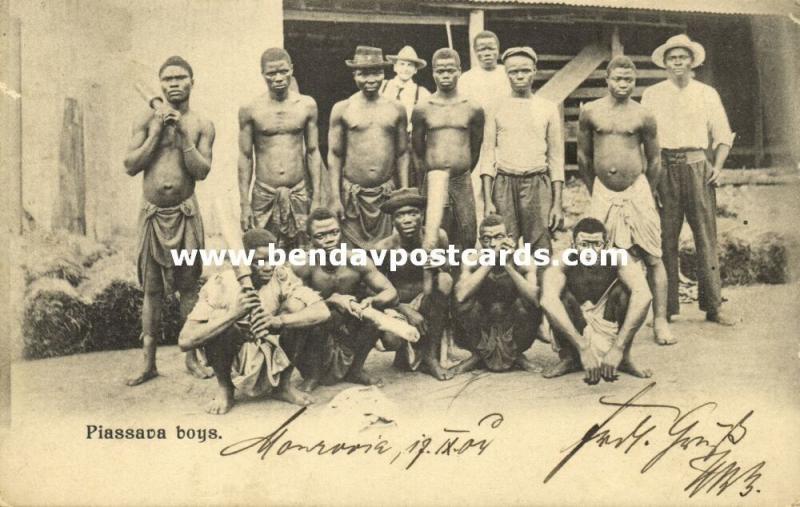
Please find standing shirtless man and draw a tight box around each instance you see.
[578,56,675,346]
[412,48,484,253]
[294,208,399,391]
[123,56,215,385]
[238,48,323,248]
[329,46,410,249]
[374,188,454,380]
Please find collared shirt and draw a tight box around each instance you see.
[187,266,322,324]
[381,77,431,126]
[641,78,734,151]
[459,64,512,112]
[480,95,565,182]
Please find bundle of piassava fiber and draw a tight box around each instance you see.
[21,230,113,287]
[679,229,788,286]
[22,278,91,359]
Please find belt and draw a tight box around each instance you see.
[661,148,706,164]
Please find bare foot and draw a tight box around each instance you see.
[449,354,479,376]
[126,368,158,386]
[618,358,652,378]
[186,353,214,379]
[706,311,738,327]
[515,355,543,373]
[421,359,455,381]
[299,377,319,393]
[345,369,384,387]
[274,384,314,406]
[653,318,677,346]
[205,385,235,415]
[542,358,580,379]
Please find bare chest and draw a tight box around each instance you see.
[425,104,472,131]
[252,106,307,137]
[311,266,362,297]
[344,104,399,134]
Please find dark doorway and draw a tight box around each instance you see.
[285,20,469,159]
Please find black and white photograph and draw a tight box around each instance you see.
[0,0,798,504]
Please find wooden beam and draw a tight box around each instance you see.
[535,43,610,104]
[611,26,624,57]
[55,98,87,235]
[283,9,467,25]
[569,86,646,99]
[535,68,666,81]
[0,15,22,235]
[468,9,484,70]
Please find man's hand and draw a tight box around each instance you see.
[148,109,166,135]
[357,297,375,315]
[707,164,722,186]
[484,201,497,217]
[163,108,185,133]
[600,345,623,382]
[578,345,601,385]
[250,314,283,337]
[240,207,254,231]
[232,289,261,319]
[330,198,345,221]
[328,293,359,317]
[397,304,425,333]
[548,203,564,232]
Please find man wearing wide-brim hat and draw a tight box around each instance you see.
[328,46,411,249]
[374,187,455,380]
[382,46,432,125]
[642,34,737,326]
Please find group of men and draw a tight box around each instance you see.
[124,31,737,414]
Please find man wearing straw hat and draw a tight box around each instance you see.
[329,46,411,249]
[374,188,455,380]
[642,34,736,326]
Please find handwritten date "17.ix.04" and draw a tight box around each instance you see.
[545,382,766,498]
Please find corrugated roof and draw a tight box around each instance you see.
[432,0,797,16]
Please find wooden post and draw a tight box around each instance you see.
[55,97,87,235]
[468,9,484,70]
[611,26,624,57]
[1,15,22,235]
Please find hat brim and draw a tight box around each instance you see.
[346,59,393,69]
[651,41,706,69]
[386,56,427,69]
[380,196,426,214]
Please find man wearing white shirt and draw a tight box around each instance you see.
[641,34,736,326]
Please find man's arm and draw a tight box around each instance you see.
[237,106,255,230]
[453,263,491,304]
[328,101,346,219]
[480,105,498,216]
[359,260,399,309]
[577,106,595,193]
[707,87,733,185]
[641,110,661,191]
[179,118,214,181]
[394,102,410,188]
[123,110,162,176]
[410,106,427,176]
[547,104,565,231]
[178,310,242,351]
[277,300,330,329]
[505,262,539,306]
[304,97,325,209]
[469,104,485,172]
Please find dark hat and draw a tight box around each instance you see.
[501,46,538,64]
[380,187,426,214]
[346,46,392,69]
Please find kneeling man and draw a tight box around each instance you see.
[178,229,330,414]
[541,218,652,384]
[294,208,399,391]
[451,214,543,373]
[374,188,454,380]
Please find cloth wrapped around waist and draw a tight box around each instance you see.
[341,177,395,249]
[580,280,620,359]
[231,337,291,397]
[590,174,662,258]
[251,179,309,239]
[137,194,204,291]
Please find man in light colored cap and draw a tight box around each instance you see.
[642,34,737,326]
[481,46,564,253]
[329,46,410,249]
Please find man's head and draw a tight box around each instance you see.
[307,208,341,252]
[473,31,500,71]
[158,56,194,105]
[260,48,293,93]
[388,46,426,83]
[651,34,705,78]
[501,47,537,94]
[346,46,391,97]
[664,47,693,79]
[606,56,637,100]
[353,67,385,96]
[572,217,608,256]
[479,213,511,249]
[431,48,461,92]
[243,229,279,285]
[381,187,426,240]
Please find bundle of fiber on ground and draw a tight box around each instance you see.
[22,278,91,359]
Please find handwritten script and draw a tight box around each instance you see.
[219,408,504,470]
[545,382,765,498]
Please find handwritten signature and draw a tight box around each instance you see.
[545,382,765,498]
[219,407,504,470]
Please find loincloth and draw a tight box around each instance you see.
[137,194,204,293]
[580,280,621,359]
[231,337,291,397]
[384,293,425,371]
[590,174,662,258]
[251,179,309,245]
[341,178,395,249]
